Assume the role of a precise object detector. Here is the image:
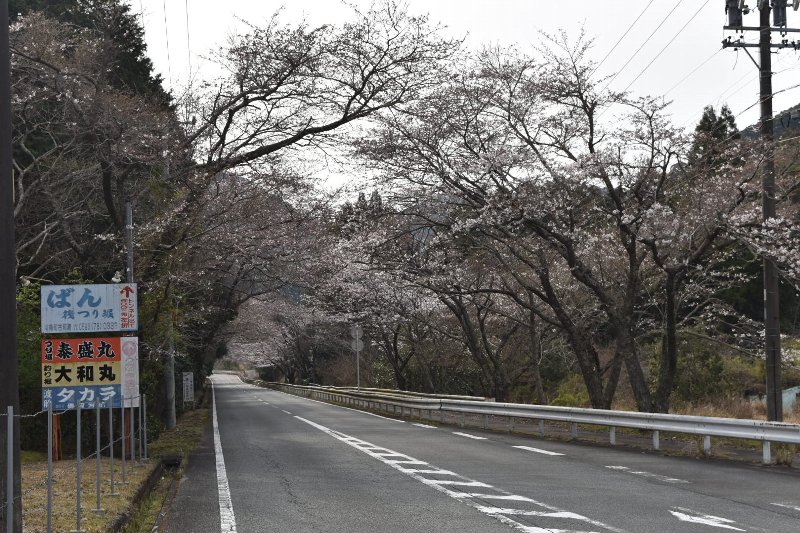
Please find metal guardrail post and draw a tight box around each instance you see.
[652,431,660,451]
[570,422,578,439]
[704,435,712,455]
[609,426,616,445]
[539,420,545,437]
[762,441,772,464]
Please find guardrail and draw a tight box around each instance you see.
[265,382,800,464]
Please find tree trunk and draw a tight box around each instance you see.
[655,271,678,413]
[616,320,653,412]
[527,310,547,404]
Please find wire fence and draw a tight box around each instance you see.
[2,394,150,533]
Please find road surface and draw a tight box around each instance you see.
[165,373,800,532]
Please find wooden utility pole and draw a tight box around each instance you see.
[758,4,783,422]
[722,0,789,421]
[0,0,22,529]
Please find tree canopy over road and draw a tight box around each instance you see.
[9,1,800,433]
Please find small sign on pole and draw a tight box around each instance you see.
[182,372,194,403]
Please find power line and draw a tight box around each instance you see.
[621,0,712,94]
[601,0,687,92]
[185,0,192,79]
[663,49,720,97]
[162,0,173,89]
[592,0,656,75]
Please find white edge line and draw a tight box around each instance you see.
[212,381,238,532]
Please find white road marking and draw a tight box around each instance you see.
[413,423,437,428]
[401,469,458,476]
[281,410,292,415]
[477,507,589,520]
[771,502,800,512]
[453,431,488,440]
[669,508,744,531]
[212,383,238,532]
[462,494,539,502]
[605,466,689,484]
[426,480,493,488]
[294,415,623,533]
[513,445,565,456]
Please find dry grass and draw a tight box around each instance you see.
[21,408,210,533]
[22,455,155,533]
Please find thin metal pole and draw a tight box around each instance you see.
[126,202,134,283]
[142,394,148,460]
[120,398,126,483]
[6,406,13,533]
[94,400,103,513]
[47,403,53,532]
[138,397,144,462]
[760,4,783,422]
[76,404,82,532]
[130,403,136,463]
[109,402,116,495]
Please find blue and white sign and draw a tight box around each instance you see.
[41,283,138,333]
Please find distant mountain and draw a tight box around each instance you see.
[741,102,800,139]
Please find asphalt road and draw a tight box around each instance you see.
[165,373,800,532]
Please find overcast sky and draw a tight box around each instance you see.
[134,0,800,132]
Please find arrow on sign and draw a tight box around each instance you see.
[120,286,135,297]
[669,508,744,531]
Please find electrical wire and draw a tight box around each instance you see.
[621,0,713,94]
[601,0,687,92]
[162,0,173,89]
[185,0,192,79]
[592,0,656,75]
[664,49,721,97]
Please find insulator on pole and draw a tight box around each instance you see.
[727,0,744,27]
[773,3,787,26]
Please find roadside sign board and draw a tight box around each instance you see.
[41,336,139,409]
[183,372,194,403]
[121,337,140,408]
[41,337,122,409]
[40,283,138,333]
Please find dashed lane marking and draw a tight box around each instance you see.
[294,415,624,533]
[413,423,437,429]
[281,410,292,415]
[270,389,406,423]
[513,445,564,456]
[605,466,689,484]
[771,502,800,512]
[669,507,744,531]
[453,432,488,440]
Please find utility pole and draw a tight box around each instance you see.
[722,0,796,421]
[0,0,22,529]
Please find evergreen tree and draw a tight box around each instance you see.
[688,104,740,169]
[10,0,170,103]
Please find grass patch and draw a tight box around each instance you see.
[21,408,209,532]
[147,408,209,461]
